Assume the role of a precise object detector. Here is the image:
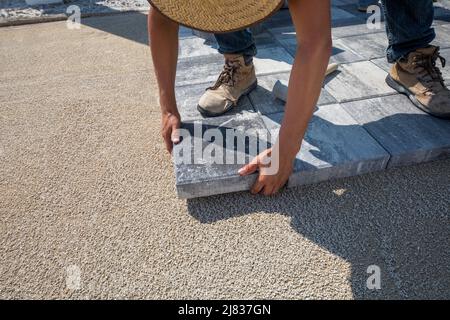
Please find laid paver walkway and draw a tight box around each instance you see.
[174,1,450,198]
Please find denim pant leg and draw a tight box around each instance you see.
[381,0,435,63]
[358,0,379,8]
[214,30,257,63]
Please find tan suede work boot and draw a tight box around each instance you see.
[197,54,257,117]
[386,45,450,119]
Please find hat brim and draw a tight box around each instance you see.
[148,0,285,33]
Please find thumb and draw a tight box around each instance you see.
[171,122,180,144]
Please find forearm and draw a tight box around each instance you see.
[148,8,179,116]
[278,42,332,158]
[278,0,332,159]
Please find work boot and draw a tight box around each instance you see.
[197,54,257,117]
[386,45,450,119]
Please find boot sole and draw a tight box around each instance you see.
[197,80,258,118]
[385,74,450,119]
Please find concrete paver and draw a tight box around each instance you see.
[248,72,337,115]
[174,112,269,199]
[342,95,450,167]
[323,61,396,102]
[262,105,390,188]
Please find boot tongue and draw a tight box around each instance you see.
[402,46,439,72]
[224,54,245,65]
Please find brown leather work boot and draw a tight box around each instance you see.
[386,45,450,119]
[197,54,257,117]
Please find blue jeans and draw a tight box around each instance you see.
[214,29,257,63]
[359,0,379,8]
[381,0,435,63]
[214,0,435,63]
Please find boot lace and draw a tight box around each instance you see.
[411,48,446,93]
[208,60,241,90]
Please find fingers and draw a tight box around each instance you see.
[239,148,272,176]
[251,175,276,196]
[238,161,258,176]
[245,148,288,195]
[250,175,287,196]
[162,123,179,153]
[163,131,173,153]
[263,184,277,197]
[250,176,265,195]
[162,114,181,154]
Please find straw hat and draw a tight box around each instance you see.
[148,0,285,33]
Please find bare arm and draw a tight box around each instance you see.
[240,0,332,195]
[279,0,332,157]
[148,8,181,152]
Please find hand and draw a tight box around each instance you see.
[161,111,181,153]
[238,147,295,196]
